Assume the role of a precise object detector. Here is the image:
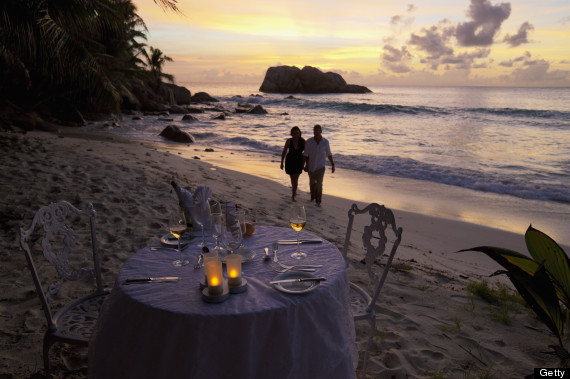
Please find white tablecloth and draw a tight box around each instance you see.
[88,226,357,379]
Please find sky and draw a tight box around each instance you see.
[135,0,570,87]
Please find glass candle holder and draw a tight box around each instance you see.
[205,260,223,296]
[226,254,242,287]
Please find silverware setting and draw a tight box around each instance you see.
[150,245,191,252]
[271,265,316,273]
[277,239,322,245]
[270,277,327,285]
[123,276,180,284]
[270,243,321,272]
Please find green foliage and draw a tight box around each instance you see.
[460,225,569,349]
[466,281,524,305]
[466,280,524,325]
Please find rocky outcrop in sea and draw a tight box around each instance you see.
[259,65,371,94]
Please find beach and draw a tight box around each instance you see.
[0,128,566,378]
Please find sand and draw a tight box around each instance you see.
[0,128,566,378]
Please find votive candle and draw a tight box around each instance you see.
[203,252,219,282]
[226,254,242,287]
[205,260,223,295]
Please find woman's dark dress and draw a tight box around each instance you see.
[285,138,304,175]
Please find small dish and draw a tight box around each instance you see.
[160,232,196,246]
[271,271,321,294]
[220,245,256,264]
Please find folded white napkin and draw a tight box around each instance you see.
[193,186,212,209]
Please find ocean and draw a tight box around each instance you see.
[84,84,570,243]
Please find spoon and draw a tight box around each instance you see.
[263,247,271,262]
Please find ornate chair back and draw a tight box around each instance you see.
[341,202,403,311]
[19,200,106,374]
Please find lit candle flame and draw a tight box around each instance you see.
[210,276,220,286]
[229,269,238,278]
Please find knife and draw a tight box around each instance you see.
[123,277,180,284]
[270,277,327,284]
[277,239,323,245]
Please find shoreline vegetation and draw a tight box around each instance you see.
[0,128,565,378]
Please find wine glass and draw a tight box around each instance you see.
[169,208,189,267]
[223,217,243,256]
[210,213,225,254]
[289,204,307,259]
[193,201,211,248]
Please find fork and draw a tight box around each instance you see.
[271,264,315,273]
[275,261,323,270]
[272,242,321,270]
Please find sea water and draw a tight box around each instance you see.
[84,84,570,244]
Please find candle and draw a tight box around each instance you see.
[205,260,223,296]
[202,252,219,283]
[226,254,242,287]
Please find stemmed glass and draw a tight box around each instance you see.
[289,204,307,259]
[210,213,224,254]
[193,201,211,248]
[169,207,189,267]
[224,218,243,256]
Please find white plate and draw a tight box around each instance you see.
[272,271,321,294]
[220,245,256,264]
[160,232,197,246]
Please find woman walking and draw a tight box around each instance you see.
[280,126,305,201]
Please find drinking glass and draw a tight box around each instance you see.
[223,218,243,256]
[169,208,189,267]
[289,204,307,259]
[210,213,225,254]
[193,202,211,248]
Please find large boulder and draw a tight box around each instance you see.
[191,92,219,103]
[259,65,371,94]
[160,83,192,105]
[159,125,195,143]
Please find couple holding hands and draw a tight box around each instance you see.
[280,124,335,206]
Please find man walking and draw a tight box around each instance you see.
[303,124,335,206]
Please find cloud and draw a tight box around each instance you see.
[390,15,402,25]
[441,48,491,69]
[408,23,455,60]
[382,44,412,62]
[498,51,531,67]
[503,22,534,47]
[382,44,413,73]
[407,4,416,13]
[510,58,569,84]
[455,0,511,47]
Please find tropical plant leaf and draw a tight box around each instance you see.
[526,225,570,309]
[460,245,565,344]
[458,246,539,275]
[501,263,564,344]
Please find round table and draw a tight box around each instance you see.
[88,226,357,379]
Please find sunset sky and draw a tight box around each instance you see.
[135,0,570,87]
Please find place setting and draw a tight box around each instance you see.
[266,204,327,295]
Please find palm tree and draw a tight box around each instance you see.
[1,0,179,123]
[143,46,174,89]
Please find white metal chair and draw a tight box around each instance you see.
[341,203,403,376]
[19,201,109,375]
